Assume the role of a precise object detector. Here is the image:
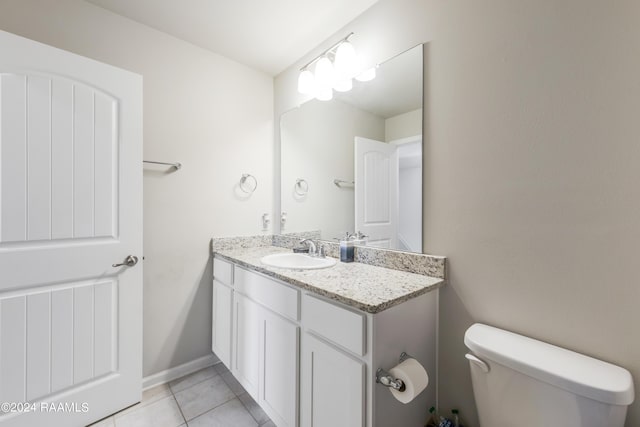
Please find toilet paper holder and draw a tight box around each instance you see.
[376,352,412,392]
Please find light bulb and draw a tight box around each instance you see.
[334,78,353,92]
[297,69,315,94]
[315,86,333,101]
[334,41,357,79]
[356,66,376,82]
[314,56,335,90]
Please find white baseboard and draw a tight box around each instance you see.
[142,353,220,390]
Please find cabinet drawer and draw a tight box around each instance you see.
[213,257,234,286]
[235,267,299,321]
[302,294,366,356]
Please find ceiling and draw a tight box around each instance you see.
[86,0,380,76]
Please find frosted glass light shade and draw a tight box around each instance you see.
[314,57,335,89]
[297,69,315,94]
[356,66,376,82]
[334,78,353,92]
[334,41,357,79]
[315,86,333,101]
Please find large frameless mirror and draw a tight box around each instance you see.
[280,44,423,252]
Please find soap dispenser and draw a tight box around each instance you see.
[339,232,354,263]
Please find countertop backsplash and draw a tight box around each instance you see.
[211,233,446,280]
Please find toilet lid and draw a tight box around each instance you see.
[464,323,635,406]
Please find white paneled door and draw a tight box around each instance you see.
[0,30,142,426]
[355,136,398,249]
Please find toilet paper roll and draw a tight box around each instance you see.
[388,357,429,404]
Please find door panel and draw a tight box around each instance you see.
[73,85,96,238]
[0,74,118,243]
[26,75,51,241]
[0,73,27,242]
[26,293,51,400]
[355,136,398,249]
[1,281,117,403]
[261,310,299,427]
[0,297,26,404]
[51,79,74,240]
[233,293,261,400]
[363,152,390,223]
[301,333,365,427]
[212,280,233,368]
[73,285,95,384]
[94,93,117,237]
[51,289,74,392]
[0,30,142,426]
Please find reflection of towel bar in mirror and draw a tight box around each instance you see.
[143,160,182,170]
[334,179,354,188]
[295,178,309,195]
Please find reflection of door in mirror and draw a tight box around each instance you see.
[355,135,422,252]
[355,136,398,249]
[280,43,423,252]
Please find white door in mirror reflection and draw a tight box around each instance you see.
[355,137,398,249]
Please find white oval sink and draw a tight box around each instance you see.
[261,253,336,270]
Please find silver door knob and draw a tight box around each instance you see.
[112,255,139,268]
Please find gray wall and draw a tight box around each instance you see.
[275,0,640,425]
[0,0,274,378]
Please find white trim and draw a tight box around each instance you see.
[388,134,421,146]
[142,354,219,390]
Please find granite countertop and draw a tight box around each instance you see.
[213,246,444,314]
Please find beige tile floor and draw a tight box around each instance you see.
[89,363,274,427]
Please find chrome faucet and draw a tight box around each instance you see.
[299,239,323,257]
[299,238,317,255]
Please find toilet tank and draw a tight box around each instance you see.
[464,324,634,427]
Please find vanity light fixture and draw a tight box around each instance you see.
[334,40,356,79]
[297,69,315,94]
[356,66,377,82]
[297,32,374,101]
[314,56,335,100]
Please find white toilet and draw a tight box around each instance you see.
[464,323,635,427]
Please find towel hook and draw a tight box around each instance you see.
[240,174,258,194]
[295,178,309,196]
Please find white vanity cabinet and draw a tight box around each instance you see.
[301,333,366,427]
[214,258,299,427]
[212,255,438,427]
[300,291,439,427]
[233,266,301,427]
[300,293,367,427]
[232,292,262,398]
[212,258,233,368]
[261,308,299,426]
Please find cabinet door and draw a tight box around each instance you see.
[233,293,261,399]
[212,280,233,368]
[261,310,299,427]
[301,333,365,427]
